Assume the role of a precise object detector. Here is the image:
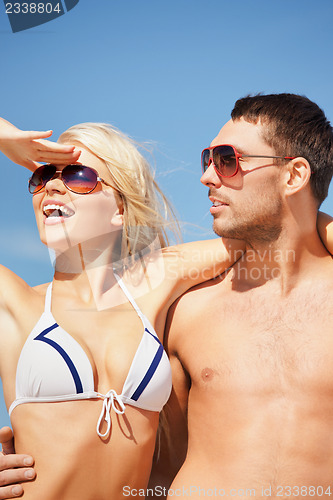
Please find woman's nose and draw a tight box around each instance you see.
[44,173,67,194]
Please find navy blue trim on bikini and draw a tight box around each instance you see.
[130,329,163,401]
[34,323,84,394]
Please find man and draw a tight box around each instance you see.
[1,93,333,499]
[158,93,333,498]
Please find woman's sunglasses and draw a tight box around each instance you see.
[28,164,113,195]
[201,144,296,178]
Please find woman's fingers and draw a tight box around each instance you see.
[26,130,53,140]
[34,139,76,153]
[31,140,81,164]
[32,149,81,162]
[0,119,81,171]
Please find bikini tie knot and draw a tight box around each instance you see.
[96,389,126,438]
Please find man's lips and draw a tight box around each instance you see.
[209,196,229,207]
[208,196,229,215]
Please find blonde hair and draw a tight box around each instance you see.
[58,123,180,261]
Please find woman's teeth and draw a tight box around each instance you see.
[43,204,75,218]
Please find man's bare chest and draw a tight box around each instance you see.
[180,282,333,396]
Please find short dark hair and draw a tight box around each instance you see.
[231,93,333,206]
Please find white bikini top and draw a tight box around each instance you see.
[9,275,172,438]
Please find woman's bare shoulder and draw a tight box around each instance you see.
[32,282,50,293]
[0,264,28,290]
[0,264,46,308]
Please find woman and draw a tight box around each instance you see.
[0,117,246,499]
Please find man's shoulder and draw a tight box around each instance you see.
[167,271,230,337]
[175,272,226,307]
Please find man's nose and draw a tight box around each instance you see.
[200,159,222,187]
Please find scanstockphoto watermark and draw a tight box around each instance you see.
[123,485,333,497]
[123,486,257,497]
[3,0,79,33]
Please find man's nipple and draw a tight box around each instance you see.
[201,367,215,382]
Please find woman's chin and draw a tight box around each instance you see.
[39,233,75,254]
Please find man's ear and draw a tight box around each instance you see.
[284,157,312,197]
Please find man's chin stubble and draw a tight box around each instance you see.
[213,219,282,246]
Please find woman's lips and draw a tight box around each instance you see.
[42,201,75,224]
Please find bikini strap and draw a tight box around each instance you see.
[114,273,148,321]
[113,273,159,340]
[44,282,53,313]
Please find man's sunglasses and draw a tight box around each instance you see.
[201,144,296,178]
[28,164,113,195]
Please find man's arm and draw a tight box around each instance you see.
[317,211,333,254]
[0,428,35,499]
[149,298,190,494]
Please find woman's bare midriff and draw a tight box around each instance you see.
[11,400,159,500]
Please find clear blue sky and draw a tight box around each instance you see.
[1,0,333,426]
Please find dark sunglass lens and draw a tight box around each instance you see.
[63,165,98,194]
[28,165,55,194]
[201,149,210,172]
[213,146,237,177]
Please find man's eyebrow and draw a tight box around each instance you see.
[231,145,247,155]
[210,143,249,155]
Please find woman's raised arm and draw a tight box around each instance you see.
[0,117,80,171]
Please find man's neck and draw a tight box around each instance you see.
[234,221,331,294]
